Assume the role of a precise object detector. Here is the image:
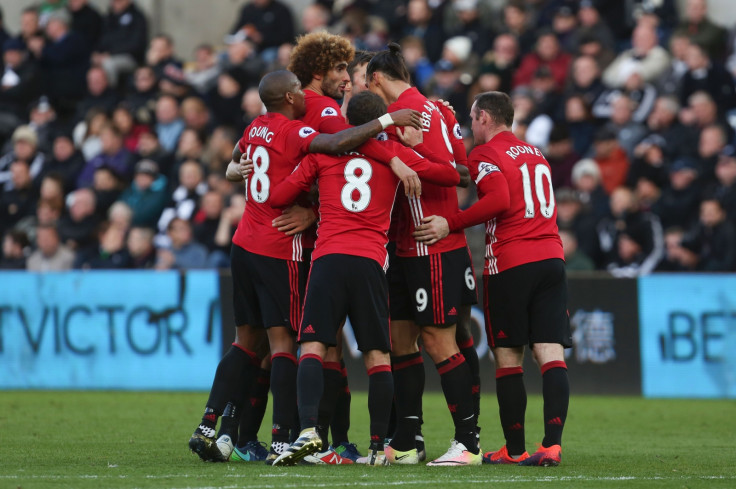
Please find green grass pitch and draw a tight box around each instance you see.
[1,391,734,488]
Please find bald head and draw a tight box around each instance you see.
[258,70,301,111]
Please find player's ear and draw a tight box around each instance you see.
[285,91,294,104]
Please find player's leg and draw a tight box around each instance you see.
[420,249,480,466]
[319,345,342,452]
[189,245,263,462]
[520,259,571,467]
[329,331,362,461]
[457,248,481,434]
[341,255,392,466]
[274,255,349,466]
[265,325,297,463]
[233,354,271,462]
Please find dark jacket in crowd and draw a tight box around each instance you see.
[96,2,148,62]
[683,220,736,271]
[71,3,103,45]
[38,31,90,101]
[230,0,294,52]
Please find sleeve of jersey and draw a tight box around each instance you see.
[445,172,511,232]
[451,133,468,168]
[237,135,246,154]
[395,143,459,187]
[289,122,320,153]
[269,157,316,208]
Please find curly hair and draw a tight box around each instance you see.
[288,32,355,88]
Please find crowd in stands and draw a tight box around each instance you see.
[1,0,735,274]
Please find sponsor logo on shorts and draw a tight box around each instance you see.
[303,324,315,334]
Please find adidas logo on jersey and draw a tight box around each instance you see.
[303,324,315,334]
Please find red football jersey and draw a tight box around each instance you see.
[231,113,319,261]
[434,101,468,169]
[464,131,563,275]
[303,90,347,133]
[270,145,459,267]
[385,87,467,257]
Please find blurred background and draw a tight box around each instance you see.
[0,0,734,398]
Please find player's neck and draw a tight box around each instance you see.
[483,125,511,144]
[385,81,411,104]
[304,80,323,96]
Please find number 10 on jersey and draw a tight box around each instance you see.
[519,162,555,219]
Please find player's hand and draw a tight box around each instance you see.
[389,109,423,130]
[272,205,317,236]
[239,155,254,178]
[437,99,456,115]
[457,164,470,188]
[413,215,450,245]
[396,126,423,147]
[389,157,421,198]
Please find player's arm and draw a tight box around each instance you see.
[386,134,459,187]
[413,167,511,245]
[308,109,422,155]
[225,143,250,182]
[269,157,318,209]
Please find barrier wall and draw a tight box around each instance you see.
[0,271,222,390]
[2,271,734,398]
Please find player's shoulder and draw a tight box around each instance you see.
[306,90,341,117]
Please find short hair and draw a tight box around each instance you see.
[366,42,411,83]
[5,229,30,249]
[167,217,190,232]
[473,91,514,127]
[348,50,374,79]
[346,91,387,126]
[288,32,355,88]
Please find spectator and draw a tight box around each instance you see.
[0,160,39,235]
[653,156,703,230]
[107,200,133,232]
[155,217,208,269]
[0,126,46,192]
[602,23,671,89]
[604,94,648,159]
[93,0,148,87]
[696,124,728,185]
[74,66,119,123]
[26,222,75,271]
[156,159,206,246]
[155,95,185,153]
[230,0,295,58]
[73,107,108,161]
[511,87,553,150]
[170,128,205,184]
[124,65,158,125]
[682,198,736,271]
[68,0,103,46]
[707,146,736,228]
[193,190,224,254]
[57,187,100,252]
[77,123,136,187]
[565,55,605,109]
[42,132,85,192]
[185,43,220,95]
[202,125,237,176]
[657,226,694,271]
[559,228,595,271]
[500,0,536,55]
[125,225,156,268]
[38,174,66,210]
[556,187,599,261]
[573,1,615,53]
[0,7,9,49]
[92,165,124,216]
[180,97,211,133]
[550,5,578,55]
[400,0,445,63]
[218,35,265,90]
[27,98,62,154]
[240,87,264,130]
[644,95,698,160]
[300,3,330,35]
[513,30,572,91]
[476,34,519,95]
[112,104,148,153]
[674,0,727,59]
[571,157,609,220]
[136,129,173,177]
[0,39,40,138]
[545,125,579,189]
[0,229,30,269]
[207,69,247,130]
[598,187,664,276]
[679,42,736,113]
[28,9,89,108]
[658,31,691,95]
[146,34,183,82]
[17,7,43,46]
[445,0,491,59]
[120,159,168,228]
[73,220,130,269]
[13,197,62,245]
[627,134,669,189]
[563,94,595,156]
[592,126,630,194]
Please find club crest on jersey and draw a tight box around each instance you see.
[321,107,338,117]
[478,162,500,178]
[299,127,316,138]
[376,131,388,141]
[453,123,462,139]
